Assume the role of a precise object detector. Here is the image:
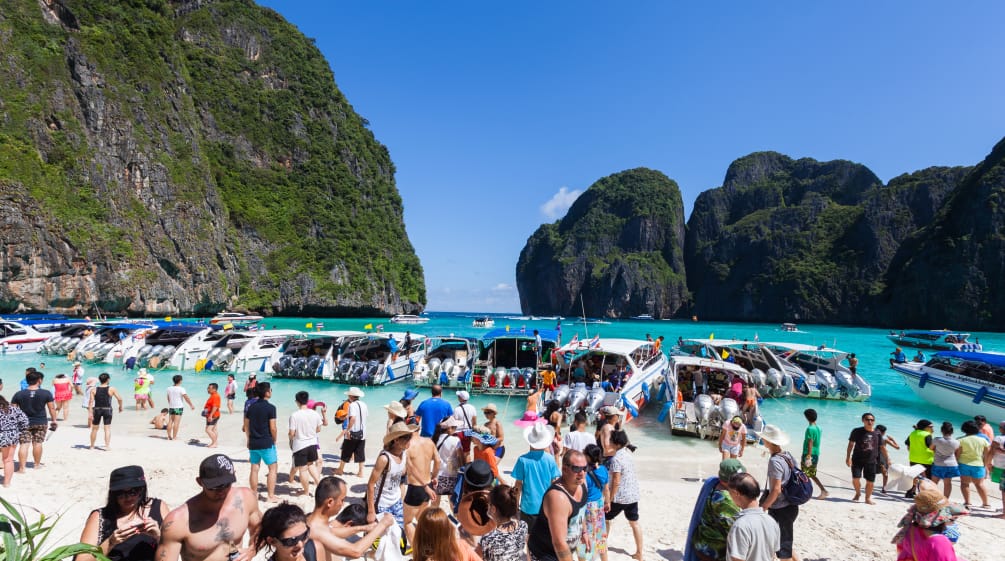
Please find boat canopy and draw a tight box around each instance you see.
[481,328,559,342]
[935,351,1005,368]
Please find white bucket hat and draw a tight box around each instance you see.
[523,422,555,450]
[384,401,407,419]
[346,387,365,398]
[759,424,790,447]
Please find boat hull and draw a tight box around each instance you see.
[892,364,1005,420]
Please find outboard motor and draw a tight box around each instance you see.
[291,357,307,377]
[520,367,536,388]
[750,368,768,393]
[716,397,740,426]
[815,370,838,398]
[441,358,455,377]
[765,368,783,393]
[306,356,322,378]
[214,349,235,371]
[449,362,464,382]
[336,359,353,381]
[428,358,442,377]
[363,360,380,384]
[777,372,794,397]
[834,370,860,399]
[551,384,572,406]
[349,361,366,383]
[567,383,589,412]
[586,384,606,415]
[694,394,716,438]
[278,355,293,375]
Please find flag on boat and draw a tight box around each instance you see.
[709,333,715,340]
[568,334,579,346]
[316,322,325,330]
[248,324,259,331]
[720,349,730,360]
[364,323,373,330]
[165,316,172,322]
[588,335,601,349]
[305,322,313,329]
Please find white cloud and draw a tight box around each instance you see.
[540,186,582,220]
[492,283,514,292]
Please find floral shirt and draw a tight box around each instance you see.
[609,448,639,503]
[693,487,741,561]
[0,405,30,447]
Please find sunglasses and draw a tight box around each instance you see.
[864,418,876,422]
[276,528,310,548]
[116,487,143,498]
[205,483,233,492]
[565,464,588,473]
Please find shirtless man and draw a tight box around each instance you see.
[402,429,440,544]
[597,406,622,460]
[156,454,262,561]
[306,476,395,559]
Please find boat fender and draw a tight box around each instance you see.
[918,372,929,388]
[657,402,673,423]
[386,364,395,382]
[641,381,650,399]
[973,386,988,404]
[621,395,638,418]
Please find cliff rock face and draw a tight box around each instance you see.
[516,168,688,318]
[683,152,963,323]
[880,137,1005,329]
[0,0,424,316]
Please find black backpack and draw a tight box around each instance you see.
[779,453,813,506]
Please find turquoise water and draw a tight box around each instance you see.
[5,313,1003,454]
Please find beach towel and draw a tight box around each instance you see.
[683,476,719,561]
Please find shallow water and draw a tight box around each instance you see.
[5,313,1003,462]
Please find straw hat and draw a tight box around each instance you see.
[382,421,418,446]
[439,417,463,429]
[759,425,790,447]
[482,403,498,414]
[600,405,622,418]
[914,488,947,514]
[345,387,365,398]
[383,401,407,419]
[523,422,555,449]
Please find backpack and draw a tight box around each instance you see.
[779,453,813,506]
[333,400,351,424]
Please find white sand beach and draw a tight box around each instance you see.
[2,399,1001,561]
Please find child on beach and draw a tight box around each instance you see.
[876,424,901,493]
[150,408,169,430]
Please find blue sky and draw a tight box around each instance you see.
[257,1,1005,313]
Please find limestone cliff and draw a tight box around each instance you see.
[0,0,424,316]
[516,168,688,318]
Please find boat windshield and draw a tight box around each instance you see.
[926,356,1005,386]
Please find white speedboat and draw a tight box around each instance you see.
[0,320,57,354]
[124,325,216,369]
[630,314,655,320]
[472,328,559,395]
[209,311,264,326]
[38,322,100,355]
[413,336,477,390]
[170,328,300,372]
[891,351,1005,420]
[761,342,872,401]
[269,331,368,380]
[389,314,429,325]
[70,322,158,364]
[551,337,669,421]
[332,332,426,385]
[662,356,765,442]
[887,330,982,352]
[781,323,798,332]
[679,339,799,399]
[472,317,495,328]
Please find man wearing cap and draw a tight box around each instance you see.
[759,425,799,561]
[415,384,454,438]
[512,422,561,526]
[243,382,278,502]
[335,387,367,478]
[685,459,744,561]
[157,454,262,561]
[453,390,476,429]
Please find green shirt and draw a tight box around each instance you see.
[803,424,821,456]
[693,487,741,561]
[958,434,988,467]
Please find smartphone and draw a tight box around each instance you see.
[446,514,461,529]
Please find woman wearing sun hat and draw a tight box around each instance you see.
[384,401,408,433]
[78,465,171,561]
[759,425,799,561]
[366,421,418,527]
[482,403,505,458]
[892,487,967,560]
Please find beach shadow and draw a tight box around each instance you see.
[72,424,90,429]
[147,435,170,440]
[349,483,369,495]
[71,444,94,450]
[187,439,208,447]
[657,548,683,561]
[681,477,703,483]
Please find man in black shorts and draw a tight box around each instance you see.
[289,391,323,496]
[335,387,367,477]
[846,412,882,504]
[12,371,57,470]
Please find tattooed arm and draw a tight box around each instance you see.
[154,515,183,561]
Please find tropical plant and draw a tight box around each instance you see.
[0,496,108,561]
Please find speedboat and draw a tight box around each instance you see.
[887,330,982,352]
[38,322,100,355]
[678,339,799,399]
[781,323,798,332]
[0,320,58,354]
[124,324,217,369]
[172,329,300,372]
[662,356,765,442]
[761,342,872,401]
[471,328,558,395]
[551,337,669,421]
[890,351,1005,420]
[630,314,655,320]
[413,336,477,390]
[389,314,429,325]
[472,317,495,328]
[331,332,426,385]
[269,331,367,380]
[70,322,158,363]
[209,311,264,326]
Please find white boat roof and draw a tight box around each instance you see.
[371,331,424,340]
[669,355,751,374]
[685,338,759,347]
[559,338,654,355]
[762,342,847,353]
[300,330,367,338]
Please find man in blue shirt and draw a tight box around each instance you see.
[512,422,560,526]
[889,347,907,366]
[414,384,455,437]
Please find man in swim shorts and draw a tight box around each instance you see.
[846,412,881,504]
[165,374,195,440]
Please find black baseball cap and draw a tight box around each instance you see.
[109,465,147,491]
[199,454,237,488]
